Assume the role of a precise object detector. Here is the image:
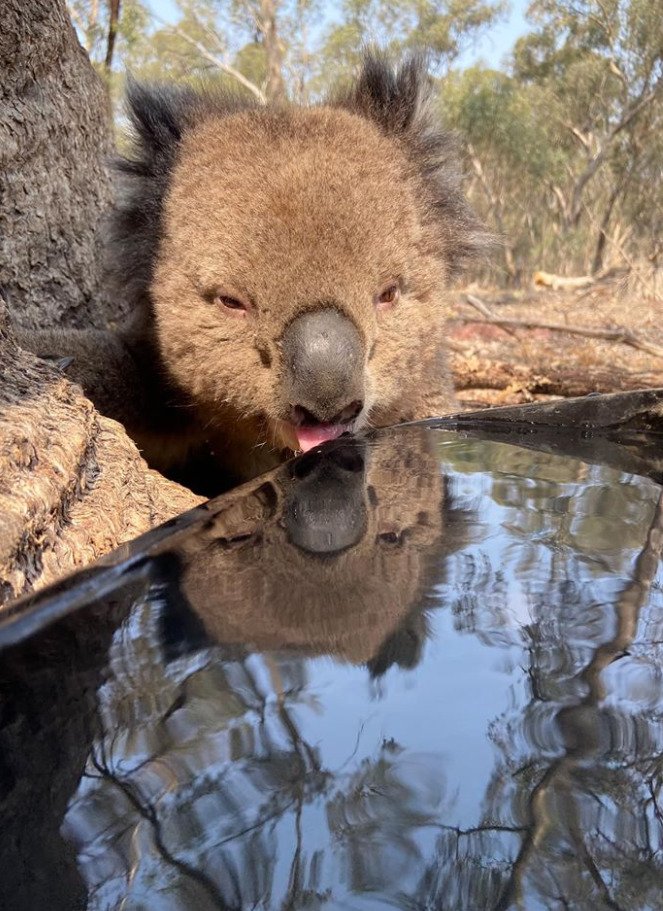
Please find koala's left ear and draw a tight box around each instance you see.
[333,52,432,140]
[333,53,494,276]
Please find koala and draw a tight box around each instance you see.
[18,54,488,494]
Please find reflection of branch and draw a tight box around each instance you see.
[649,779,663,829]
[582,492,663,701]
[565,788,625,911]
[496,492,663,909]
[264,655,320,773]
[284,788,304,910]
[89,750,233,910]
[206,795,297,850]
[494,759,570,911]
[435,822,525,837]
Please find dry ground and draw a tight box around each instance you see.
[449,275,663,410]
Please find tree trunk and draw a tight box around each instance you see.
[0,0,124,330]
[104,0,122,73]
[0,1,204,607]
[591,173,629,276]
[259,0,286,103]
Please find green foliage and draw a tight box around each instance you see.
[443,68,565,179]
[442,0,663,281]
[318,0,506,82]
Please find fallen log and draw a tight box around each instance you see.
[533,271,595,291]
[451,352,661,399]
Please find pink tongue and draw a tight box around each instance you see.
[295,423,346,453]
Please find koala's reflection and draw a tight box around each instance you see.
[163,429,467,673]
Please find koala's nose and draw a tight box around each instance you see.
[282,307,365,424]
[292,400,363,428]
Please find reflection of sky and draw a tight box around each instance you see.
[146,0,529,69]
[298,613,525,829]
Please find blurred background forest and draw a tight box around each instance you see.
[67,0,663,292]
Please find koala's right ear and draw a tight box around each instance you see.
[121,79,203,174]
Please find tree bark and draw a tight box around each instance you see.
[0,302,203,606]
[0,0,124,329]
[0,1,206,608]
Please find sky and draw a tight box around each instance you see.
[458,0,529,68]
[147,0,530,70]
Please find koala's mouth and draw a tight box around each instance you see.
[292,422,353,453]
[272,417,362,452]
[289,401,364,454]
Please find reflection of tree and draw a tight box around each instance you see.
[67,597,459,909]
[66,601,333,909]
[442,437,658,577]
[496,493,663,911]
[430,491,663,911]
[325,741,454,896]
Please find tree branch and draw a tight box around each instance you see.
[150,13,267,103]
[460,297,663,360]
[569,78,663,225]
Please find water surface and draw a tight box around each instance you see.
[1,425,662,911]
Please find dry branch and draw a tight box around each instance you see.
[461,295,663,361]
[151,13,267,103]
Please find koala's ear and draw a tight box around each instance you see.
[121,79,203,173]
[334,53,494,276]
[335,52,432,140]
[366,609,430,678]
[109,81,256,313]
[108,81,203,314]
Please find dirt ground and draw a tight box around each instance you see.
[448,274,663,411]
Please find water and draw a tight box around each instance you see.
[1,424,662,911]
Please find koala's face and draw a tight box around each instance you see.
[151,107,451,452]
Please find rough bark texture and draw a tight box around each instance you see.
[0,0,203,609]
[0,0,123,329]
[0,305,203,605]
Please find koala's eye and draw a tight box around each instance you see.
[210,290,250,317]
[378,530,404,546]
[375,282,400,312]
